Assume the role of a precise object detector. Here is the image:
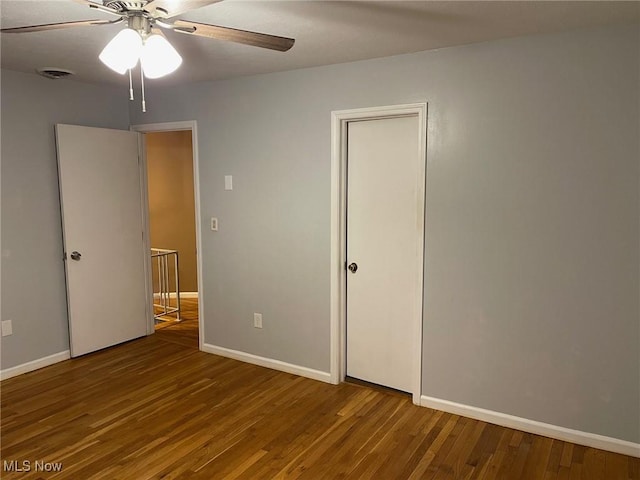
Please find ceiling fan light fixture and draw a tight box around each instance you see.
[140,34,182,79]
[99,28,143,74]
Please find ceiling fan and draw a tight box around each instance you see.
[1,0,295,110]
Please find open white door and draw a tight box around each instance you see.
[56,124,148,357]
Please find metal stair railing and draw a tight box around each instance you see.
[151,248,181,322]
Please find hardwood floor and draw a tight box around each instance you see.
[1,327,638,479]
[154,297,199,349]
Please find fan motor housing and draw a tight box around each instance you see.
[103,1,149,12]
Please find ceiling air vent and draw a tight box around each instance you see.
[36,68,75,80]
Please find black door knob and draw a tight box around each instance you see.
[348,262,358,273]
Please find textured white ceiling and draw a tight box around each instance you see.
[1,0,638,87]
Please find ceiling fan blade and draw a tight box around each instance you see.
[144,0,222,19]
[71,0,123,17]
[173,20,295,52]
[1,19,120,34]
[151,26,167,38]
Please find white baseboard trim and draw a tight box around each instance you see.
[153,291,198,300]
[1,350,71,381]
[202,343,332,384]
[420,395,640,458]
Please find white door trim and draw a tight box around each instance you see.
[330,104,427,404]
[130,121,204,351]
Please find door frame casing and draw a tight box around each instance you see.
[130,121,204,351]
[330,103,427,404]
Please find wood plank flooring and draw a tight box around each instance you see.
[154,297,199,349]
[1,318,638,479]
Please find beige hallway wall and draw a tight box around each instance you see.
[146,131,197,293]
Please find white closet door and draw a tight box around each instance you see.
[346,115,422,392]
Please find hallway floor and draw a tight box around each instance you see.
[154,297,199,349]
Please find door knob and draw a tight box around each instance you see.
[70,251,82,261]
[348,262,358,273]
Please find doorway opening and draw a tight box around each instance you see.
[146,131,197,329]
[132,121,203,351]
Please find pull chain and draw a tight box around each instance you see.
[128,68,134,101]
[140,67,146,113]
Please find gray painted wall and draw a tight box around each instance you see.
[0,24,637,445]
[130,25,639,443]
[1,70,131,368]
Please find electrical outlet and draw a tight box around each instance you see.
[2,320,13,337]
[210,217,218,231]
[253,313,263,329]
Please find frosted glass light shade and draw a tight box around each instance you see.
[99,28,143,74]
[141,34,182,79]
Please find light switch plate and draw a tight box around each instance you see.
[211,217,218,231]
[225,175,233,190]
[2,320,13,337]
